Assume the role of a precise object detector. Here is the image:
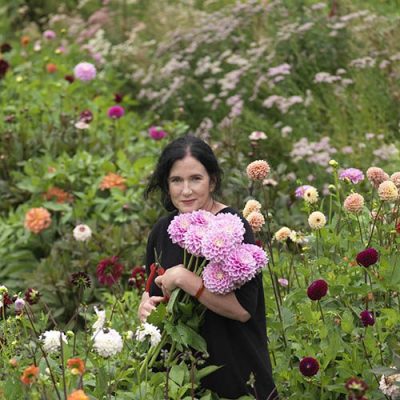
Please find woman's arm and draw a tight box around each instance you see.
[154,265,251,323]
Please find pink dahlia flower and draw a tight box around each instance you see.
[343,193,364,213]
[339,168,364,184]
[184,225,207,257]
[43,30,56,40]
[202,229,237,262]
[224,247,257,284]
[241,243,268,269]
[149,126,167,140]
[167,213,192,247]
[107,105,125,119]
[213,213,245,242]
[366,167,389,188]
[202,261,235,295]
[73,62,97,81]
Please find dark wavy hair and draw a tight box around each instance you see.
[145,135,223,211]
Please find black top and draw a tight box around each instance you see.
[146,207,278,400]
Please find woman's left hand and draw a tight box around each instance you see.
[154,264,187,296]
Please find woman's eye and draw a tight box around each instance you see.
[170,177,181,183]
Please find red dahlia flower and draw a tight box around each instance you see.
[128,266,146,290]
[24,288,41,305]
[396,222,400,234]
[359,310,375,327]
[299,357,319,377]
[79,109,93,123]
[0,59,10,79]
[356,248,378,267]
[0,43,12,53]
[307,279,328,301]
[345,376,368,398]
[96,256,124,286]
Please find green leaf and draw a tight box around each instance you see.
[175,321,207,353]
[195,365,222,381]
[169,364,186,386]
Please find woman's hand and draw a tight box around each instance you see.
[137,291,165,323]
[154,264,187,297]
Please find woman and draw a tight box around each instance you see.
[138,135,278,400]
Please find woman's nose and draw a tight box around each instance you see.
[182,183,192,196]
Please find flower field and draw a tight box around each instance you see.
[0,0,400,399]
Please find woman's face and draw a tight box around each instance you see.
[168,154,214,213]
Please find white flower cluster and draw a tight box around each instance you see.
[93,328,123,358]
[135,322,162,347]
[40,330,68,354]
[379,373,400,399]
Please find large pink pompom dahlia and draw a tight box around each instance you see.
[241,243,268,269]
[184,225,207,257]
[213,213,245,242]
[224,247,257,284]
[202,229,237,262]
[202,261,235,295]
[167,213,192,247]
[73,62,97,81]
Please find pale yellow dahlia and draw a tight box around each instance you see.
[343,193,364,213]
[378,180,398,202]
[274,227,292,241]
[246,211,265,232]
[308,211,327,230]
[303,187,319,204]
[246,160,270,181]
[243,199,262,218]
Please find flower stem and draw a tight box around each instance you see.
[366,202,383,248]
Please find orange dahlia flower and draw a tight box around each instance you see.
[20,36,30,46]
[24,207,52,234]
[68,390,89,400]
[46,63,57,73]
[43,187,73,203]
[67,358,85,375]
[99,173,127,191]
[20,365,39,385]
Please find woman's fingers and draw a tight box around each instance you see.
[154,276,162,288]
[150,296,165,305]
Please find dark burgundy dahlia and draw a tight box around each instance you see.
[356,248,378,267]
[299,357,319,377]
[307,279,328,301]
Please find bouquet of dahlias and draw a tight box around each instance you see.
[140,210,268,375]
[167,210,267,296]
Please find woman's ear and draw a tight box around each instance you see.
[210,177,216,193]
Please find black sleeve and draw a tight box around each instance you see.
[234,217,261,317]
